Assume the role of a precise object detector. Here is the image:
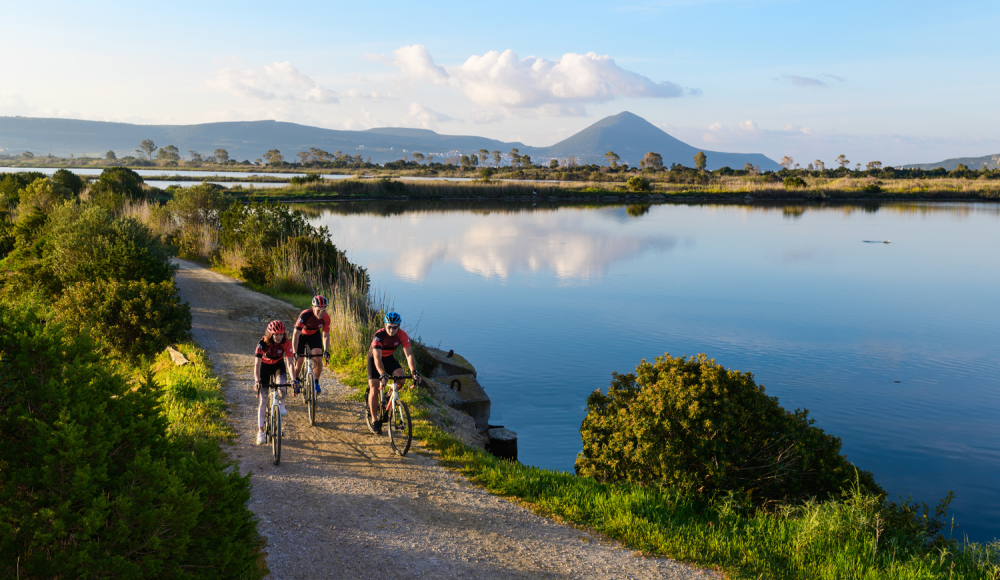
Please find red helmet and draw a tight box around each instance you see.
[312,295,328,308]
[266,320,286,334]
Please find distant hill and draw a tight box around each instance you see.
[901,154,1000,171]
[0,112,779,170]
[545,112,779,170]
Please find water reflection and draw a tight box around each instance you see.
[308,202,676,282]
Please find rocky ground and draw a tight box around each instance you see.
[173,258,718,580]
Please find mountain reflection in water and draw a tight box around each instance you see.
[300,200,1000,543]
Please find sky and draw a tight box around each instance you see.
[1,0,998,165]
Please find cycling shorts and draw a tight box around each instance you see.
[367,353,402,380]
[256,363,286,395]
[296,332,324,355]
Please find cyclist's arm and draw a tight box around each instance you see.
[322,330,330,352]
[253,357,262,383]
[402,345,420,384]
[372,347,386,375]
[291,327,302,353]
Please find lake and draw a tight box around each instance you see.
[303,200,1000,543]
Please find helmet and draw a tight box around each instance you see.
[312,295,328,308]
[266,320,286,334]
[384,311,401,325]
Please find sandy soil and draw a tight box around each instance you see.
[172,258,717,580]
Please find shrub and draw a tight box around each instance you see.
[626,176,651,192]
[0,171,46,206]
[55,278,192,360]
[784,176,807,189]
[289,173,322,185]
[87,167,145,211]
[0,305,261,580]
[282,235,369,292]
[863,183,882,193]
[51,168,85,195]
[17,177,73,213]
[218,200,317,250]
[166,183,229,228]
[575,353,883,505]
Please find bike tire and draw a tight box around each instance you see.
[388,399,412,456]
[306,369,316,426]
[271,404,281,465]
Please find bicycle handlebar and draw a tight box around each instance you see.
[295,352,325,358]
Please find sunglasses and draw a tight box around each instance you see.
[386,325,399,330]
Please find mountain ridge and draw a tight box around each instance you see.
[0,112,779,170]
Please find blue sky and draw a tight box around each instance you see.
[2,0,998,165]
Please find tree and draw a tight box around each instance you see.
[509,148,520,169]
[51,169,84,195]
[21,151,34,160]
[518,155,529,167]
[836,154,849,168]
[105,150,117,161]
[460,155,472,168]
[779,156,794,170]
[492,150,501,167]
[297,151,311,164]
[693,151,707,171]
[478,149,490,167]
[640,152,663,169]
[743,162,754,173]
[413,152,425,163]
[814,159,825,171]
[156,145,180,163]
[866,161,883,171]
[549,159,559,169]
[604,151,620,169]
[214,148,230,164]
[263,149,284,165]
[310,148,333,163]
[567,156,578,167]
[140,139,156,160]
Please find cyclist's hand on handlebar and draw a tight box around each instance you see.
[379,373,389,386]
[411,371,422,386]
[323,350,330,363]
[254,380,262,393]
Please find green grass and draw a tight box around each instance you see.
[143,342,236,442]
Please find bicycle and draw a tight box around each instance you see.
[260,382,290,466]
[364,375,415,456]
[296,352,323,427]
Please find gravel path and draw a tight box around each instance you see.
[173,258,717,580]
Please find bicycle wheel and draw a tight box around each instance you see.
[388,399,412,456]
[306,369,316,426]
[271,404,281,465]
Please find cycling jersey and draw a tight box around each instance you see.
[295,309,331,335]
[370,328,410,358]
[255,338,293,365]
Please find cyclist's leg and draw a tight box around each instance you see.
[366,354,383,422]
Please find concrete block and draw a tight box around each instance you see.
[422,374,491,432]
[423,346,477,378]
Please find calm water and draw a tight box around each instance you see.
[0,166,356,180]
[311,201,1000,541]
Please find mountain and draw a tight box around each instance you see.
[543,111,778,170]
[0,112,779,170]
[902,154,1000,171]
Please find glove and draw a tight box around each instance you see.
[323,350,330,363]
[254,380,262,395]
[379,373,389,386]
[411,370,422,386]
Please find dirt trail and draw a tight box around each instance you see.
[173,258,716,580]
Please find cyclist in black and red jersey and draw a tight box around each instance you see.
[292,295,331,394]
[254,320,294,446]
[367,311,422,434]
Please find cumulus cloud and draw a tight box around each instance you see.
[342,108,384,130]
[391,45,691,115]
[212,61,340,103]
[778,75,826,87]
[405,103,458,129]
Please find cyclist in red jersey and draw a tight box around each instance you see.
[292,295,331,394]
[254,320,294,445]
[367,311,421,435]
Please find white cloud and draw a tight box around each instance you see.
[342,108,384,130]
[778,75,826,88]
[212,61,339,104]
[391,45,690,116]
[0,92,31,115]
[405,103,458,129]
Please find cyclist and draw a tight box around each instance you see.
[254,320,294,445]
[367,311,422,434]
[293,295,331,395]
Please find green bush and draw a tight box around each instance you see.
[88,167,145,211]
[218,200,317,249]
[0,171,46,206]
[576,353,882,505]
[0,305,261,580]
[51,168,85,195]
[165,183,229,228]
[289,173,322,185]
[626,176,651,192]
[17,177,73,213]
[56,278,192,361]
[783,176,807,189]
